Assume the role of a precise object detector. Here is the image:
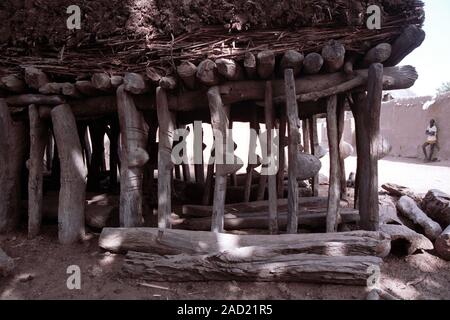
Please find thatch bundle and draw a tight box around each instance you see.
[0,0,424,79]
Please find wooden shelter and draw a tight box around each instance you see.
[0,0,425,250]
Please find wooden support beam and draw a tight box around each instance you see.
[308,115,319,197]
[257,50,275,79]
[0,99,27,233]
[337,95,347,200]
[303,53,324,75]
[277,113,287,198]
[280,50,304,76]
[208,86,229,233]
[123,73,149,94]
[159,76,177,91]
[302,120,310,154]
[326,95,341,233]
[244,52,257,79]
[51,104,87,244]
[362,43,392,67]
[243,110,259,203]
[177,61,197,90]
[357,64,384,231]
[197,59,219,86]
[28,104,49,238]
[265,81,278,234]
[385,25,426,67]
[156,87,176,231]
[24,67,49,90]
[92,73,112,92]
[117,85,148,227]
[215,58,244,81]
[322,40,346,72]
[6,94,65,106]
[285,69,300,234]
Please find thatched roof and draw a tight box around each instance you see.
[0,0,425,79]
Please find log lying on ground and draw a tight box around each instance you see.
[24,67,49,90]
[303,53,323,74]
[380,224,433,256]
[381,183,421,202]
[196,59,219,86]
[123,73,148,94]
[51,104,87,244]
[0,99,27,233]
[435,225,450,261]
[0,75,26,93]
[174,209,360,232]
[177,61,197,90]
[182,197,334,217]
[6,94,65,106]
[0,248,14,277]
[385,25,426,67]
[421,189,450,227]
[257,50,275,79]
[100,227,390,257]
[396,196,442,241]
[322,40,345,72]
[92,73,112,92]
[123,250,383,285]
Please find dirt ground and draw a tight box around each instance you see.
[1,156,450,300]
[1,225,450,300]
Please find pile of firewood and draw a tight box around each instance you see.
[380,184,450,261]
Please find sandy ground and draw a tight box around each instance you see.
[1,156,450,300]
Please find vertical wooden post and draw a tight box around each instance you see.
[117,85,148,227]
[51,104,87,244]
[326,95,341,233]
[208,86,229,233]
[156,87,176,231]
[284,69,300,234]
[265,81,278,234]
[87,120,106,191]
[108,116,120,191]
[308,115,319,197]
[28,104,49,238]
[277,113,287,199]
[202,149,215,206]
[194,122,205,184]
[358,63,383,231]
[243,109,259,203]
[302,120,310,154]
[337,96,347,200]
[0,99,27,233]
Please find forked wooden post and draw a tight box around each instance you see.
[284,69,300,234]
[28,104,49,238]
[51,104,87,244]
[308,115,319,197]
[0,99,27,234]
[208,86,229,233]
[156,87,176,230]
[117,85,148,227]
[326,95,341,232]
[265,81,278,234]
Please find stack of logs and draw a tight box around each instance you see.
[380,184,450,261]
[0,25,423,245]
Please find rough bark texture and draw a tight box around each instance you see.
[435,225,450,261]
[100,227,390,257]
[421,190,450,227]
[28,104,49,238]
[397,196,442,241]
[380,224,433,256]
[117,85,148,227]
[0,99,27,233]
[123,250,383,285]
[156,87,176,230]
[51,104,87,244]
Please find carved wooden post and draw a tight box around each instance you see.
[337,96,347,200]
[0,99,27,233]
[156,87,176,231]
[326,95,341,232]
[117,85,148,227]
[51,104,87,244]
[208,86,229,233]
[28,104,49,238]
[285,69,300,234]
[265,81,278,234]
[308,115,319,197]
